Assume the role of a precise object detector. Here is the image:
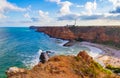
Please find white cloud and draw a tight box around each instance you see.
[85,2,93,15]
[38,10,52,23]
[0,0,26,19]
[47,0,72,15]
[85,0,97,15]
[59,1,72,15]
[93,0,97,10]
[39,10,49,18]
[108,0,120,13]
[76,5,84,8]
[109,0,120,8]
[24,13,30,18]
[0,13,6,18]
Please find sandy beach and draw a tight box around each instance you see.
[73,41,120,68]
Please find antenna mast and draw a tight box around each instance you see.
[74,19,77,26]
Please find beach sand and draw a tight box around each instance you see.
[71,41,120,68]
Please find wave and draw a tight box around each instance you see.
[85,45,103,58]
[51,38,69,46]
[22,50,42,69]
[22,44,103,69]
[22,42,98,69]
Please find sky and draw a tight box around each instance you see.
[0,0,120,26]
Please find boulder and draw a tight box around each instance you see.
[6,67,26,77]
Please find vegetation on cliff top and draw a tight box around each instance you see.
[106,65,120,74]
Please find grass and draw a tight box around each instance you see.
[72,56,113,78]
[94,62,112,74]
[106,65,120,73]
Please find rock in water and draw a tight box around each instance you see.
[39,52,49,63]
[6,67,26,77]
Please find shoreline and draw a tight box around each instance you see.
[66,41,120,68]
[34,26,120,67]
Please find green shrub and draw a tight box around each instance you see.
[106,65,120,73]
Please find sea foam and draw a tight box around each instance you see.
[22,50,42,69]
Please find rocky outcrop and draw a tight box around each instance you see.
[6,67,26,77]
[34,26,120,47]
[6,51,119,78]
[77,50,93,63]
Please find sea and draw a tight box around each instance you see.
[0,27,90,78]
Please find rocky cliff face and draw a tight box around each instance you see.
[36,27,76,40]
[6,51,119,78]
[35,26,120,45]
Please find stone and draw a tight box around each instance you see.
[6,67,26,77]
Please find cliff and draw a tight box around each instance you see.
[6,51,119,78]
[35,26,120,47]
[36,27,76,40]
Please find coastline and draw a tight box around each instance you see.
[32,26,120,68]
[5,27,120,78]
[65,41,120,68]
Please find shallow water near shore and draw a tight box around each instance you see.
[0,27,92,78]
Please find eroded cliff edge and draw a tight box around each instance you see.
[33,26,120,47]
[6,51,119,78]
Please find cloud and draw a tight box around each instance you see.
[0,13,6,18]
[31,17,40,22]
[108,0,120,13]
[57,13,120,21]
[79,14,103,20]
[107,14,120,20]
[28,10,51,23]
[0,0,26,19]
[24,13,30,18]
[110,6,120,13]
[57,14,103,21]
[47,0,72,15]
[85,0,97,15]
[47,0,120,23]
[23,10,51,23]
[39,10,49,18]
[58,14,79,21]
[59,1,72,15]
[39,10,52,23]
[76,5,84,8]
[108,0,120,8]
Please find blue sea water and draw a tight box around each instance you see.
[0,27,89,78]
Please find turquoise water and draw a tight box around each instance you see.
[0,27,89,78]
